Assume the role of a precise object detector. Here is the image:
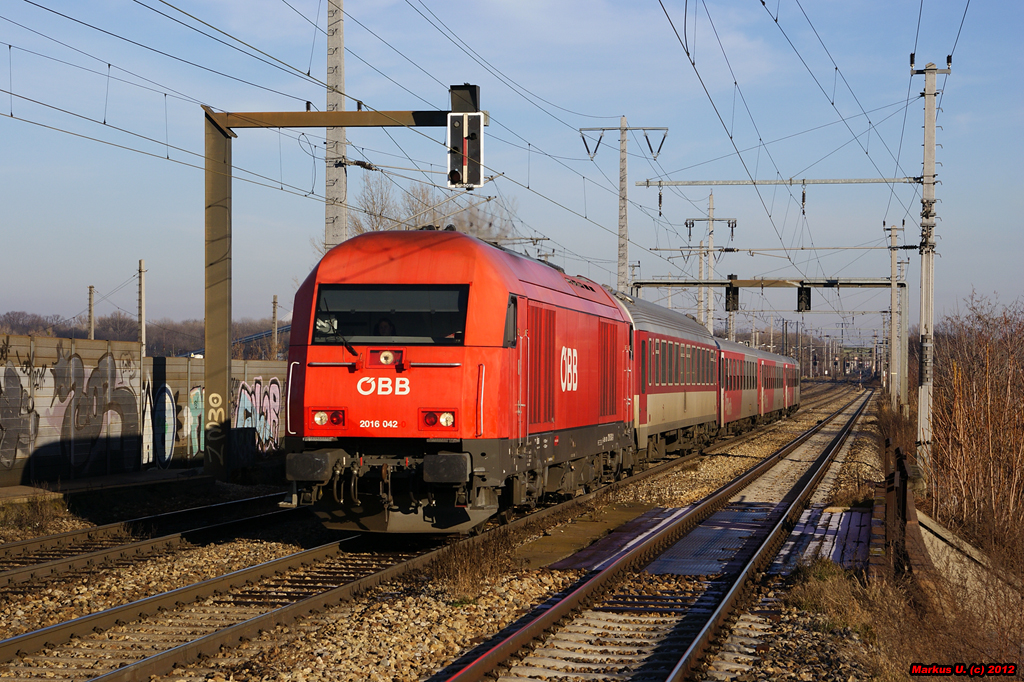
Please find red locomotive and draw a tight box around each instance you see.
[283,228,798,532]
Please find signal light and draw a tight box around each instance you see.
[447,112,484,188]
[725,285,739,312]
[329,410,344,426]
[797,286,811,312]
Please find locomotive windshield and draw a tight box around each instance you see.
[312,284,469,346]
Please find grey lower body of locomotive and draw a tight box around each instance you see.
[283,423,633,533]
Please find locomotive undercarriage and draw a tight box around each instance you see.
[283,423,633,533]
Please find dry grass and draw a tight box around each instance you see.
[0,494,74,542]
[787,557,1024,681]
[429,499,599,602]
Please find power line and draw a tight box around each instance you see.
[17,1,313,104]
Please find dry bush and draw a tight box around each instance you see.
[429,527,524,603]
[876,400,916,458]
[930,294,1024,572]
[869,293,1024,678]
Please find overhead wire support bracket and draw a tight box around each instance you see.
[641,128,669,160]
[637,177,919,187]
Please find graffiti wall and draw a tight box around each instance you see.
[0,334,287,487]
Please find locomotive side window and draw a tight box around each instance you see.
[313,284,469,346]
[503,296,517,348]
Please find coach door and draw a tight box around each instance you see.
[718,350,726,427]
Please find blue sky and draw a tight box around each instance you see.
[1,0,1018,347]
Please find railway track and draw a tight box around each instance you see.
[0,386,857,680]
[0,536,435,681]
[434,390,871,682]
[0,494,294,588]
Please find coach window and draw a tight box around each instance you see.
[660,341,665,386]
[654,340,660,386]
[664,341,670,385]
[664,340,669,385]
[671,343,677,385]
[650,340,655,386]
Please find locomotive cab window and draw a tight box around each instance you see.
[313,284,469,346]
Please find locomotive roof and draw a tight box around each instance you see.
[313,229,624,313]
[608,290,714,343]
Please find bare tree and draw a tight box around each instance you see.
[310,172,519,263]
[350,172,401,234]
[400,182,444,228]
[95,311,137,341]
[448,194,516,242]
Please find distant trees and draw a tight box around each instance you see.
[0,311,288,360]
[0,311,87,339]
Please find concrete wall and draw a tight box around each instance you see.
[0,334,286,487]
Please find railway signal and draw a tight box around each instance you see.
[725,283,739,312]
[797,285,811,311]
[447,112,484,188]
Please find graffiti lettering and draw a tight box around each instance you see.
[234,377,281,453]
[0,364,39,470]
[50,344,140,475]
[185,387,204,457]
[142,383,179,469]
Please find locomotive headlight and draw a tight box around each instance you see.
[380,350,395,365]
[439,412,455,427]
[313,411,329,426]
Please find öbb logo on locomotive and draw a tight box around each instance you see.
[356,376,411,396]
[560,346,578,392]
[284,229,800,534]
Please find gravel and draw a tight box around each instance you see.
[610,393,850,509]
[155,570,583,682]
[0,537,304,638]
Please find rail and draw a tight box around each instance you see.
[440,392,869,681]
